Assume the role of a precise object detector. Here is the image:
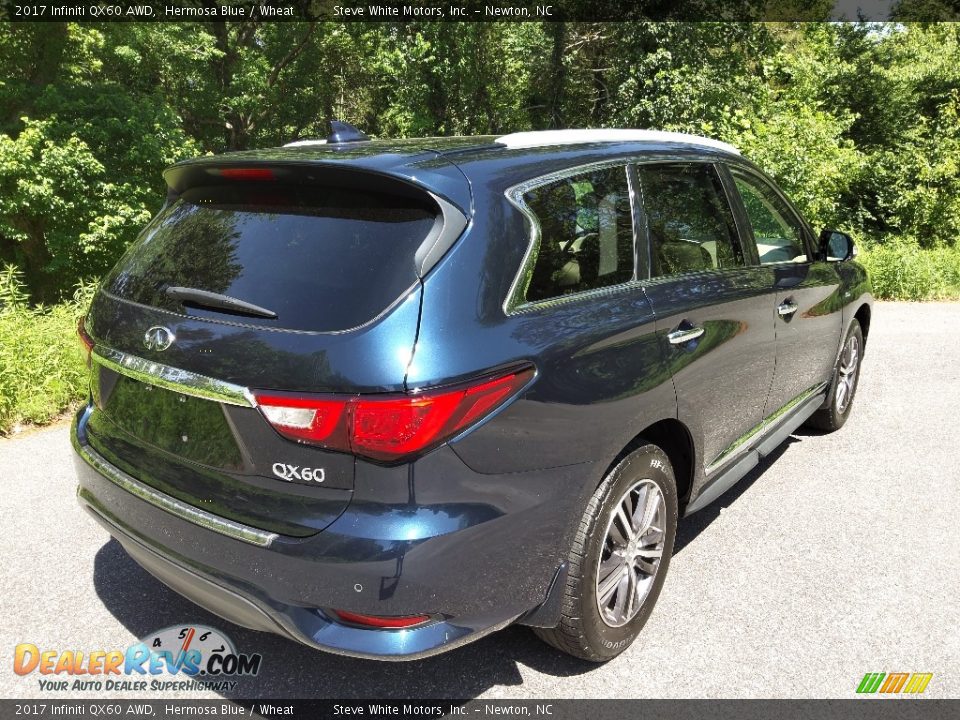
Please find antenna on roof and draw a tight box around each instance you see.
[282,120,370,148]
[327,120,369,144]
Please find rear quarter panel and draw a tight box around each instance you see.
[406,190,678,477]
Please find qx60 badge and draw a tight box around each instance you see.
[144,326,175,352]
[272,463,325,483]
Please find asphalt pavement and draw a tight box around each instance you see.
[2,301,958,699]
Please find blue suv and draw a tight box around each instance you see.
[73,126,872,661]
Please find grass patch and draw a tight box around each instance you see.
[0,265,94,435]
[858,240,960,300]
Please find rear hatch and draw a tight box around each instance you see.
[82,155,469,537]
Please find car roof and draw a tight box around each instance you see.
[183,129,738,165]
[166,130,746,210]
[275,129,739,156]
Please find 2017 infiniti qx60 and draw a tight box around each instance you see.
[72,125,872,661]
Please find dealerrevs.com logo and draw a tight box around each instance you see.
[14,625,262,693]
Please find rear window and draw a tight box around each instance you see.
[102,183,438,332]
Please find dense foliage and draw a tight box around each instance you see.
[2,21,960,302]
[1,20,959,431]
[0,264,93,432]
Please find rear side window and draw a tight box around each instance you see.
[522,166,635,302]
[636,163,743,278]
[102,183,438,332]
[730,169,810,264]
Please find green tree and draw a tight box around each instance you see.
[2,19,960,305]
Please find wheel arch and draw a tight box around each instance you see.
[854,303,871,349]
[523,417,695,630]
[603,418,696,511]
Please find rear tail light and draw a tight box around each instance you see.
[332,610,431,629]
[254,365,534,463]
[77,317,94,368]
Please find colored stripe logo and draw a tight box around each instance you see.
[857,672,933,694]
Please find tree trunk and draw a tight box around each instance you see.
[547,23,567,129]
[4,23,69,130]
[15,220,59,303]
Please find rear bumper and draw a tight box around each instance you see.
[72,404,592,660]
[79,491,517,660]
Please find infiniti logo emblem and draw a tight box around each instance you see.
[144,326,175,352]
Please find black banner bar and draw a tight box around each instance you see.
[3,0,960,23]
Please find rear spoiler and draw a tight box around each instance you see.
[161,160,469,279]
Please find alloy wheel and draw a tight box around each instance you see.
[836,334,860,414]
[595,479,666,628]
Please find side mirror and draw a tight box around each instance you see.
[819,229,856,262]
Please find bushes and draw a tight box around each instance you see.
[0,265,94,434]
[858,240,960,300]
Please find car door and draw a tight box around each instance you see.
[633,161,777,472]
[724,165,843,417]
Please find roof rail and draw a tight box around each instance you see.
[494,129,740,155]
[283,139,327,148]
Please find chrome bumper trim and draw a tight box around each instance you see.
[73,432,277,547]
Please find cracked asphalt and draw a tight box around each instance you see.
[1,301,957,699]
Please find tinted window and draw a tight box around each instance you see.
[102,183,438,332]
[636,163,743,278]
[731,170,809,264]
[523,166,634,302]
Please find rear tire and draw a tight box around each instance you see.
[533,443,677,662]
[806,320,863,432]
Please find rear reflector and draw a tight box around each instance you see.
[257,397,347,446]
[77,316,94,368]
[254,366,534,463]
[332,610,431,629]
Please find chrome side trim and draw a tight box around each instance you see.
[686,386,827,516]
[92,346,255,408]
[415,192,469,277]
[705,382,828,475]
[74,435,277,547]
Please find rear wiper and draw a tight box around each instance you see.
[164,286,277,319]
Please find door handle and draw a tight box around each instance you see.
[667,325,705,345]
[777,301,799,317]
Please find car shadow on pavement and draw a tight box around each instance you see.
[92,540,598,699]
[674,436,797,554]
[92,435,802,698]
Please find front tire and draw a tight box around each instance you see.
[533,443,678,662]
[806,320,863,432]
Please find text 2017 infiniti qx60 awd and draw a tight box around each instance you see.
[72,125,872,661]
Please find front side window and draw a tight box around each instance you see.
[636,163,743,279]
[522,166,634,302]
[731,170,810,265]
